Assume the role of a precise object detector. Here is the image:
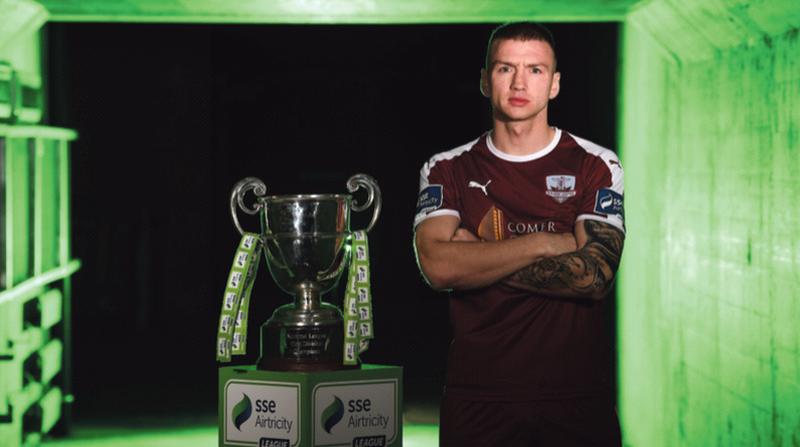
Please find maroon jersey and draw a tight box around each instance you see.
[414,129,625,400]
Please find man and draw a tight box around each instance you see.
[413,22,625,446]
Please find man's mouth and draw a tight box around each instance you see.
[509,98,529,106]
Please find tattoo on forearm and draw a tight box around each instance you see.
[508,220,624,298]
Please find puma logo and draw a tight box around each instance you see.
[468,180,492,196]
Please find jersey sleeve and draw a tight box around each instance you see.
[413,156,461,228]
[576,151,625,233]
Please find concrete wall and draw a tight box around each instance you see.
[618,1,799,446]
[0,0,45,76]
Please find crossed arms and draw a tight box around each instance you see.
[414,215,625,300]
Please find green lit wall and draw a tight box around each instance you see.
[618,1,800,445]
[0,0,45,75]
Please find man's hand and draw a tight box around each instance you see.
[543,232,578,258]
[447,219,624,301]
[504,220,624,300]
[451,227,576,259]
[415,216,569,291]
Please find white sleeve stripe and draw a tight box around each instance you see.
[419,138,480,187]
[570,133,624,195]
[576,214,626,234]
[413,209,460,228]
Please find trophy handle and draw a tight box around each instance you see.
[346,173,382,233]
[230,177,267,236]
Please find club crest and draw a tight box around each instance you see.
[545,175,576,203]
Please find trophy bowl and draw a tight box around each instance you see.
[230,174,380,371]
[261,194,351,296]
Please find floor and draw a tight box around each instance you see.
[42,422,439,447]
[41,391,441,447]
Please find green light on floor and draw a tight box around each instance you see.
[405,424,439,446]
[42,423,440,446]
[41,426,218,447]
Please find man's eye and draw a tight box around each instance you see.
[531,67,542,74]
[498,66,511,73]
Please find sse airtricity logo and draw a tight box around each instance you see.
[321,396,345,434]
[594,188,624,218]
[232,393,253,431]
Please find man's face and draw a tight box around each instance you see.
[480,38,560,123]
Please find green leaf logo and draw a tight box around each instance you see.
[321,395,344,434]
[232,393,253,431]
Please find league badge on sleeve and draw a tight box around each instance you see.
[416,185,443,215]
[594,188,624,217]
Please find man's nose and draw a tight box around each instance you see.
[511,71,525,90]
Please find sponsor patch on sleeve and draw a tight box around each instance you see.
[594,188,624,217]
[416,185,443,215]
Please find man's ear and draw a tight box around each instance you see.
[480,69,490,98]
[549,71,561,100]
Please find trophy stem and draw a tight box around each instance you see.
[258,281,348,371]
[294,281,322,311]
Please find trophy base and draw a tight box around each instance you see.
[219,364,403,447]
[258,303,351,372]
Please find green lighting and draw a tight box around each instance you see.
[36,0,639,23]
[618,2,800,446]
[5,134,32,285]
[39,387,62,434]
[1,122,78,446]
[37,139,61,273]
[0,125,76,289]
[0,0,47,51]
[41,426,219,447]
[40,422,440,446]
[404,424,439,446]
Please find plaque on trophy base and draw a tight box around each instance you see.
[259,314,347,372]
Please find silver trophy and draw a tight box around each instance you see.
[230,174,381,371]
